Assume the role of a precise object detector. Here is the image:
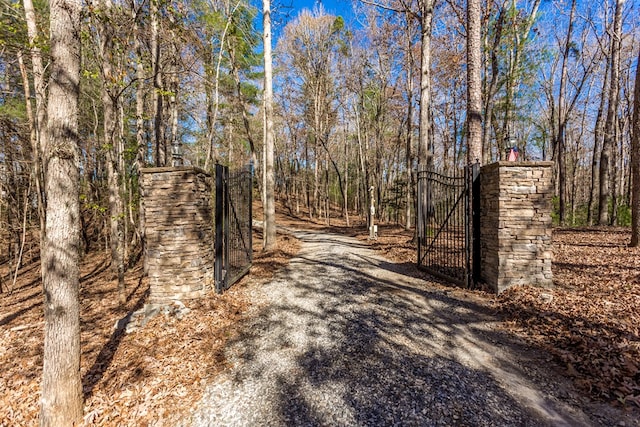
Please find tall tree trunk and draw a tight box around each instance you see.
[204,0,242,170]
[133,0,147,269]
[169,60,179,164]
[313,100,321,218]
[263,0,276,250]
[404,13,414,230]
[467,0,482,164]
[611,114,620,225]
[556,0,577,225]
[588,58,609,225]
[40,0,83,424]
[631,49,640,245]
[599,0,624,225]
[418,0,435,166]
[23,0,47,250]
[151,0,164,166]
[355,107,370,227]
[134,0,146,170]
[482,6,504,163]
[344,131,350,226]
[97,0,126,304]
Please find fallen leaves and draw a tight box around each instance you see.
[366,225,640,409]
[0,227,300,426]
[496,228,640,408]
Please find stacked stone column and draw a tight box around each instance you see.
[141,167,214,303]
[479,162,553,293]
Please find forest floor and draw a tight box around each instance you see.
[0,214,300,427]
[364,223,640,411]
[1,205,639,425]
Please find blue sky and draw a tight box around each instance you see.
[282,0,355,19]
[269,0,359,43]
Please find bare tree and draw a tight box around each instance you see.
[418,0,436,165]
[631,48,640,246]
[263,0,276,250]
[598,0,624,225]
[22,0,47,245]
[151,0,165,166]
[404,9,416,229]
[40,0,83,424]
[466,0,482,164]
[555,0,577,225]
[588,39,610,225]
[91,0,127,304]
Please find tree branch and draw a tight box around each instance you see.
[358,0,405,14]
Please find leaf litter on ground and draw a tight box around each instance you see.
[3,210,639,424]
[0,224,300,426]
[364,224,640,410]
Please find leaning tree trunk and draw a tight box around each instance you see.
[40,0,83,424]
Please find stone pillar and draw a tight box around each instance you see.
[479,161,553,293]
[141,167,213,303]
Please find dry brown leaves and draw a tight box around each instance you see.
[0,228,299,426]
[497,228,640,408]
[366,224,640,409]
[363,225,417,265]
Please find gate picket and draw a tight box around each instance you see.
[215,163,253,293]
[417,163,479,288]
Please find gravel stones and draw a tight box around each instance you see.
[184,229,607,427]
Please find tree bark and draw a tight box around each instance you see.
[404,13,414,229]
[151,0,165,166]
[133,0,147,269]
[598,0,624,225]
[418,0,435,166]
[555,0,577,225]
[263,0,276,250]
[96,0,126,304]
[631,49,640,246]
[23,0,47,249]
[588,57,609,225]
[40,0,83,424]
[466,0,482,164]
[482,5,504,163]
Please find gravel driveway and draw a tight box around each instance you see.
[185,228,631,426]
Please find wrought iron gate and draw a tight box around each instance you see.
[417,163,479,288]
[215,163,253,293]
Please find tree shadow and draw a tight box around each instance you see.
[0,300,40,326]
[82,285,149,399]
[208,230,597,425]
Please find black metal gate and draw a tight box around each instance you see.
[215,163,253,293]
[417,163,479,288]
